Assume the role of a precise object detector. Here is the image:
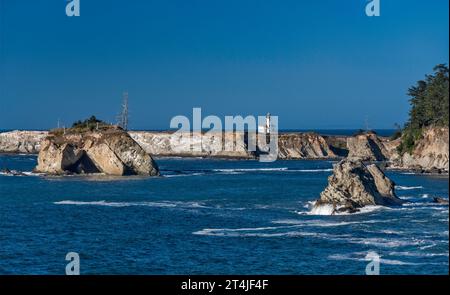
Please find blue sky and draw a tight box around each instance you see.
[0,0,448,130]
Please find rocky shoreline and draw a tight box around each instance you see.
[1,127,448,173]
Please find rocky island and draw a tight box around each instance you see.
[312,158,403,215]
[33,117,159,176]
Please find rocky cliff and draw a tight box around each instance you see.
[312,159,402,214]
[0,131,48,153]
[389,127,449,173]
[129,131,252,159]
[346,132,392,161]
[35,129,159,176]
[278,133,337,159]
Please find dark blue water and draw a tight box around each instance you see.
[0,154,448,274]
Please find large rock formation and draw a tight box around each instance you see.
[312,159,402,214]
[278,133,337,159]
[35,129,159,176]
[390,127,449,173]
[346,132,391,161]
[0,131,48,153]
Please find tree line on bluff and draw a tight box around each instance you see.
[396,64,449,154]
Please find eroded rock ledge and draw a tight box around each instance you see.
[34,129,159,176]
[312,158,403,215]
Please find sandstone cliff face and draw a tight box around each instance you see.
[393,127,449,172]
[278,133,337,159]
[346,132,391,161]
[129,131,252,159]
[131,131,337,160]
[313,159,402,214]
[0,131,48,153]
[35,130,159,176]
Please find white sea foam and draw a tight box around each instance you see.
[210,167,332,173]
[193,227,345,239]
[287,168,333,173]
[388,251,449,258]
[164,172,205,178]
[304,204,384,216]
[54,200,208,209]
[346,237,429,248]
[328,253,441,266]
[212,168,288,172]
[0,170,43,177]
[193,227,436,250]
[271,219,393,227]
[395,185,424,190]
[309,204,334,215]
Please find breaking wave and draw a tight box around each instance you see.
[302,203,384,216]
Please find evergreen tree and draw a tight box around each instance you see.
[398,64,449,154]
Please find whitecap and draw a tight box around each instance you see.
[272,219,395,227]
[388,251,449,258]
[346,237,429,248]
[193,228,346,239]
[328,253,441,266]
[163,172,205,178]
[54,200,208,209]
[395,185,424,190]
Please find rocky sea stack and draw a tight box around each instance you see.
[34,123,159,176]
[313,158,403,214]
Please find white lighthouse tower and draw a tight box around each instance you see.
[265,113,271,134]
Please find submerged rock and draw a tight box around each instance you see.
[313,159,403,214]
[0,168,27,176]
[433,197,449,205]
[35,128,159,176]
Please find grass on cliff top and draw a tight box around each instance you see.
[49,116,123,137]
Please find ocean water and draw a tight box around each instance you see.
[0,154,448,274]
